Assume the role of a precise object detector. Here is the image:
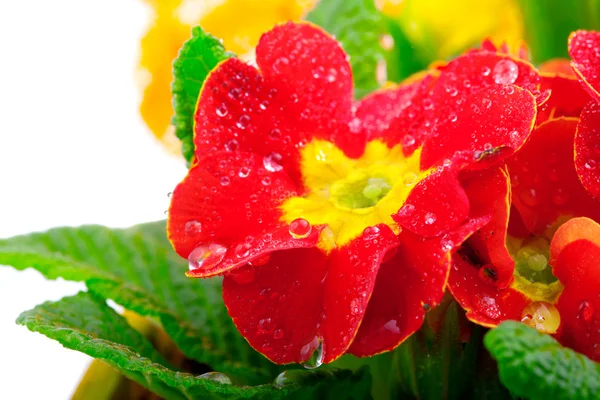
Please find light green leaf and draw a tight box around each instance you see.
[0,221,272,383]
[306,0,385,98]
[485,321,600,400]
[172,26,234,163]
[18,292,372,400]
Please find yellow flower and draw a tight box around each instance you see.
[138,0,315,153]
[380,0,524,60]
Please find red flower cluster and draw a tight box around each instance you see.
[167,23,600,364]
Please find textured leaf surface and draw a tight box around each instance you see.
[17,292,372,400]
[485,321,600,400]
[172,26,234,163]
[0,221,272,383]
[306,0,385,98]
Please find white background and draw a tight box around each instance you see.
[0,2,187,398]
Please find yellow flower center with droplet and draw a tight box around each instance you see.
[507,235,563,304]
[280,140,425,252]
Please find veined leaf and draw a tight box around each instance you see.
[485,321,600,400]
[0,221,272,383]
[306,0,386,98]
[17,292,372,400]
[172,26,234,163]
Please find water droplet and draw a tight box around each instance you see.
[249,253,270,267]
[220,176,230,186]
[505,85,515,95]
[493,59,519,84]
[475,295,501,319]
[289,218,312,239]
[481,98,492,109]
[216,104,228,117]
[551,188,569,206]
[261,176,271,186]
[225,139,238,152]
[269,128,282,140]
[403,172,418,186]
[381,319,401,334]
[521,301,561,334]
[423,98,434,110]
[274,370,309,387]
[350,298,361,314]
[362,225,380,239]
[188,243,227,272]
[228,87,241,99]
[519,187,539,207]
[234,242,252,259]
[197,372,232,385]
[440,237,454,252]
[259,100,269,110]
[273,56,289,73]
[228,265,256,284]
[481,66,491,77]
[585,159,597,170]
[300,337,323,369]
[326,68,338,83]
[258,318,275,334]
[273,328,284,339]
[424,212,437,225]
[236,114,250,129]
[312,66,325,79]
[401,134,415,148]
[263,153,283,172]
[238,167,250,178]
[577,300,595,322]
[448,113,458,122]
[398,203,416,217]
[184,220,202,236]
[483,143,493,151]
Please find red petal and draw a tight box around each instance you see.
[394,166,470,238]
[537,72,591,124]
[222,248,327,364]
[575,101,600,200]
[448,254,529,327]
[550,220,600,361]
[461,168,515,288]
[194,23,358,185]
[321,224,400,362]
[420,85,536,171]
[539,59,576,77]
[509,118,600,234]
[569,30,600,102]
[222,225,399,364]
[432,52,542,102]
[349,229,450,357]
[168,151,322,277]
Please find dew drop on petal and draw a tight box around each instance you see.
[225,139,239,152]
[424,212,437,225]
[289,218,311,239]
[493,59,519,84]
[184,220,202,236]
[519,187,539,207]
[362,225,380,239]
[481,66,491,77]
[273,328,285,339]
[403,172,418,186]
[236,114,251,129]
[577,300,595,323]
[551,188,569,206]
[269,128,282,140]
[440,237,454,252]
[238,167,250,178]
[401,134,415,148]
[258,318,275,334]
[263,153,284,172]
[228,265,256,284]
[188,243,227,272]
[300,336,323,369]
[521,301,561,334]
[220,176,230,186]
[216,104,228,117]
[474,295,501,320]
[234,242,252,259]
[249,253,271,267]
[397,203,416,217]
[326,68,338,83]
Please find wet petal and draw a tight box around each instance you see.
[536,72,591,124]
[349,229,450,357]
[550,221,600,361]
[168,151,322,277]
[420,85,536,170]
[569,30,600,101]
[509,118,600,234]
[575,101,600,200]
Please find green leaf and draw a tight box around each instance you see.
[306,0,386,98]
[18,292,372,400]
[0,221,272,384]
[172,26,234,163]
[485,321,600,400]
[517,0,600,64]
[384,17,431,83]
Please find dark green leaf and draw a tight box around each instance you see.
[306,0,385,98]
[172,26,234,163]
[517,0,600,63]
[18,292,372,400]
[0,221,271,383]
[485,321,600,400]
[384,17,430,83]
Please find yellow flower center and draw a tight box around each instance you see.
[507,235,563,305]
[280,140,424,252]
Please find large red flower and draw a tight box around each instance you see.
[449,31,600,360]
[167,22,537,365]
